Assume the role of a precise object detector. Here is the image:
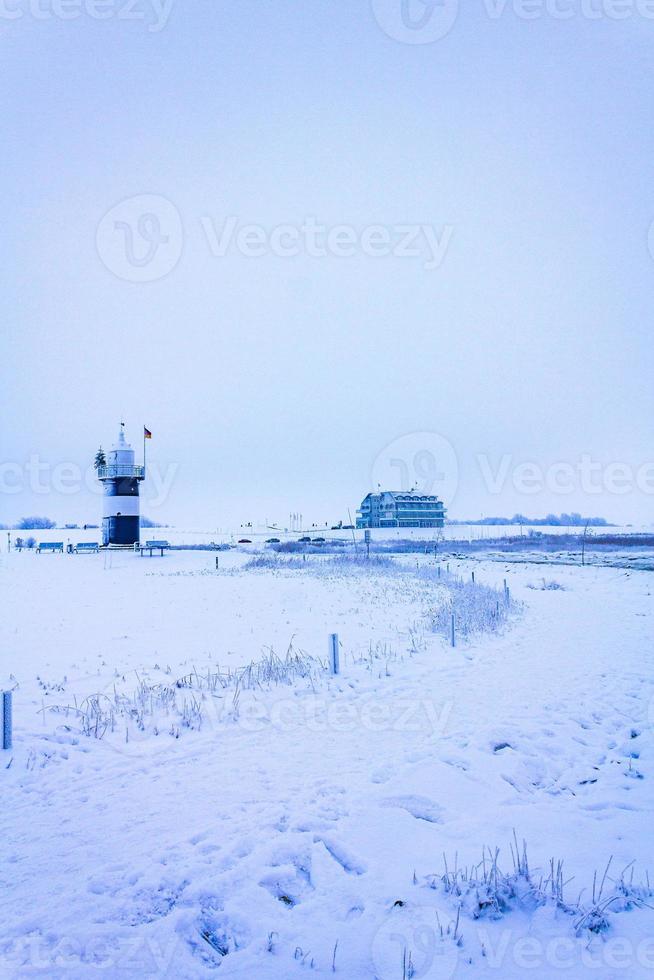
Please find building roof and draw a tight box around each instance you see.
[363,490,443,502]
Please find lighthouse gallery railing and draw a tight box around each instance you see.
[96,465,145,480]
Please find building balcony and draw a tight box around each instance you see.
[96,464,145,481]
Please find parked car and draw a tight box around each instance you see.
[238,538,252,544]
[266,538,281,544]
[313,537,326,543]
[299,536,311,543]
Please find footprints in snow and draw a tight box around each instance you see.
[381,795,444,824]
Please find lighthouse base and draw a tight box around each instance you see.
[102,516,140,547]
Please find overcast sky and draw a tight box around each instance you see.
[2,0,653,529]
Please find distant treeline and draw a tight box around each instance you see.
[2,516,57,530]
[448,513,612,527]
[0,516,164,530]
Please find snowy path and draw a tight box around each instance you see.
[1,559,653,978]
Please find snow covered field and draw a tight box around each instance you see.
[1,550,653,978]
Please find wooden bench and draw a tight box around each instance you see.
[74,542,100,554]
[138,539,170,557]
[37,542,64,554]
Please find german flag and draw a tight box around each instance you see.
[144,426,152,439]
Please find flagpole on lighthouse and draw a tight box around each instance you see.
[143,426,152,476]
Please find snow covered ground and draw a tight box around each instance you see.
[15,522,654,550]
[1,550,653,978]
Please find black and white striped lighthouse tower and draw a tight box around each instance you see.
[97,424,145,547]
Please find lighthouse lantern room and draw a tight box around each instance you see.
[97,424,145,547]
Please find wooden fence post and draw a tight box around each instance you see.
[2,691,12,750]
[329,634,340,675]
[450,613,456,648]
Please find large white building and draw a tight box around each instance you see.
[356,490,446,529]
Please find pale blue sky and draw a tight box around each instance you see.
[2,1,653,527]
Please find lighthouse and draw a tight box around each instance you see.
[97,424,144,547]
